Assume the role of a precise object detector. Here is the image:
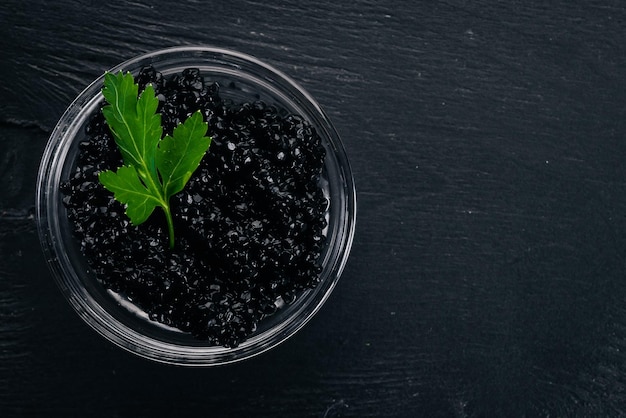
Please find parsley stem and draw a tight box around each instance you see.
[139,169,176,249]
[163,204,175,249]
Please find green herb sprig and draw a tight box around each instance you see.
[98,71,212,248]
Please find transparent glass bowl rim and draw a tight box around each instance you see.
[35,46,356,366]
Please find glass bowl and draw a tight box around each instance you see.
[36,46,356,366]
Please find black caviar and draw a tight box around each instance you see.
[60,67,328,348]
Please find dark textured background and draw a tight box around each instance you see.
[2,1,626,416]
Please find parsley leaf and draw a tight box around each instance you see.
[157,112,211,199]
[98,165,160,225]
[98,71,212,248]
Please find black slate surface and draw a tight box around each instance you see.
[2,1,626,416]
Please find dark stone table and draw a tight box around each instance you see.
[2,1,626,416]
